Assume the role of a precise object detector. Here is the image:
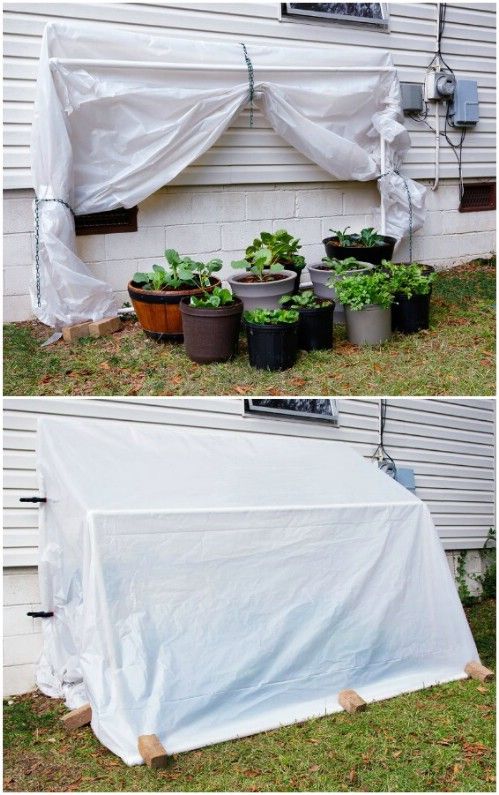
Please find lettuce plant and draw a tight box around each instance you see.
[244,308,299,325]
[280,290,329,310]
[322,256,365,274]
[190,287,235,309]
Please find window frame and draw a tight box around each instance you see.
[244,399,339,426]
[280,3,390,30]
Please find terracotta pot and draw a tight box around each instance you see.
[322,235,397,265]
[180,297,243,363]
[228,270,296,311]
[128,278,220,342]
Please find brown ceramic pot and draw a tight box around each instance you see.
[180,297,243,364]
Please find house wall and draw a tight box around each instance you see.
[3,397,495,695]
[3,2,496,322]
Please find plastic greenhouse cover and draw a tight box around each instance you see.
[31,21,426,328]
[36,417,477,765]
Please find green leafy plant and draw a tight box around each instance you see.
[328,226,385,247]
[456,550,476,606]
[244,308,299,325]
[232,229,305,281]
[133,249,222,291]
[334,271,395,311]
[382,260,435,298]
[189,287,235,309]
[321,256,366,274]
[280,290,329,310]
[473,528,496,600]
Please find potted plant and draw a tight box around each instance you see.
[308,256,374,305]
[179,286,243,364]
[229,230,298,310]
[244,308,299,371]
[280,290,334,351]
[128,249,222,341]
[382,261,436,334]
[322,226,396,265]
[334,270,395,346]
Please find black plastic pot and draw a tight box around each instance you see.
[392,291,431,334]
[297,302,334,351]
[322,235,396,266]
[245,320,299,371]
[280,260,303,294]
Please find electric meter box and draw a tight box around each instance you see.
[400,82,424,114]
[449,80,479,127]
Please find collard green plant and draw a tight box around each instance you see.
[335,271,395,311]
[189,287,235,309]
[280,290,329,310]
[133,249,222,291]
[321,256,366,274]
[381,260,435,298]
[328,227,385,247]
[244,308,299,325]
[232,229,305,281]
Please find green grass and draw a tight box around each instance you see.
[3,599,496,792]
[3,258,495,396]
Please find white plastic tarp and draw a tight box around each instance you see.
[32,21,426,328]
[36,417,477,765]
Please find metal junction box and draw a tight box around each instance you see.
[449,79,479,127]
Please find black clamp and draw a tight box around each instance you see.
[27,611,54,618]
[19,497,47,503]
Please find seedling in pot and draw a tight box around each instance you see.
[232,229,306,281]
[328,227,385,248]
[380,260,435,298]
[190,287,235,309]
[321,256,366,274]
[133,249,222,291]
[280,290,330,310]
[244,308,299,325]
[334,271,395,311]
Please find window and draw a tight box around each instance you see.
[282,3,389,27]
[245,399,338,425]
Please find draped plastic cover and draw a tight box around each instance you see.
[36,417,477,765]
[31,22,426,328]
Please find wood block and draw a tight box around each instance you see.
[60,703,92,730]
[465,660,494,682]
[88,316,122,337]
[338,689,367,714]
[138,734,168,769]
[62,322,91,343]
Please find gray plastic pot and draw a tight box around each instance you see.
[308,261,374,322]
[228,270,296,311]
[345,304,392,346]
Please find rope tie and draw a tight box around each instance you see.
[34,197,74,307]
[378,169,413,262]
[240,43,255,128]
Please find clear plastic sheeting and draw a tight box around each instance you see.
[36,417,476,765]
[32,22,426,328]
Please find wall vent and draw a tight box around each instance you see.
[459,183,496,213]
[75,206,138,236]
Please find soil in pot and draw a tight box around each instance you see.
[345,304,392,346]
[297,302,334,351]
[229,270,296,311]
[322,235,396,266]
[180,297,243,363]
[128,278,220,342]
[392,292,431,334]
[246,320,298,371]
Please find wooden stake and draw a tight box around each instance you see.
[465,661,494,683]
[338,689,367,714]
[60,703,92,730]
[138,734,168,769]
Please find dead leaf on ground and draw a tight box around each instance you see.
[234,385,250,395]
[309,764,320,773]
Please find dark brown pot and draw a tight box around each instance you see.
[128,278,220,342]
[180,297,243,363]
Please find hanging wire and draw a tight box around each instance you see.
[371,399,397,475]
[240,43,255,128]
[34,197,75,307]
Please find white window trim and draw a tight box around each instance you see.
[244,399,339,426]
[280,3,390,31]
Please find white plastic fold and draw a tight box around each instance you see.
[36,417,476,765]
[31,21,426,328]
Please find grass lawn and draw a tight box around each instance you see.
[3,258,495,396]
[3,599,495,792]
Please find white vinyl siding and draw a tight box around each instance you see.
[3,2,496,189]
[3,397,495,568]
